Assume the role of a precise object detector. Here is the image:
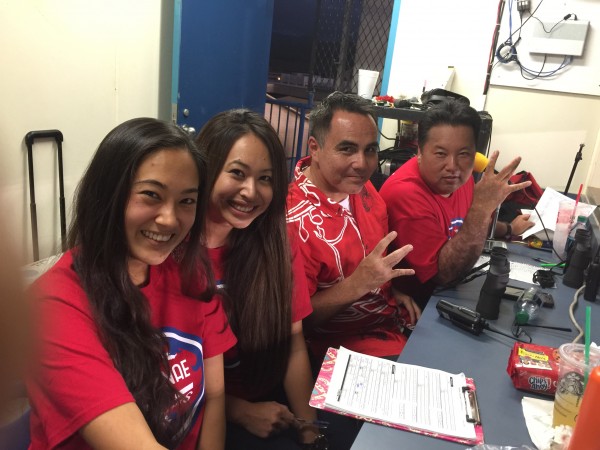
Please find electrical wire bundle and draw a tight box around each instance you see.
[493,0,577,81]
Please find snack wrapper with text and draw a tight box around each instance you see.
[507,342,559,396]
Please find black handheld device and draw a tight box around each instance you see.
[436,300,487,335]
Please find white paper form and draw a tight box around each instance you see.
[324,347,477,440]
[521,187,596,240]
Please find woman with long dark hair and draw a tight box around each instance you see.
[27,118,236,449]
[196,110,321,449]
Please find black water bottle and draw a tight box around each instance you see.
[476,247,510,320]
[563,228,592,288]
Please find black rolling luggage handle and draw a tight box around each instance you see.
[24,130,66,261]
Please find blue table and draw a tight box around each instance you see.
[351,243,600,449]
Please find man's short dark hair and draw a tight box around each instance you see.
[417,99,481,149]
[309,91,376,146]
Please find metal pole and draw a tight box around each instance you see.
[564,143,584,195]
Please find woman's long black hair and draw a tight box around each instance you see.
[195,109,292,395]
[68,118,213,447]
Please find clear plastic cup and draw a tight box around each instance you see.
[553,200,574,260]
[553,201,587,261]
[552,343,600,427]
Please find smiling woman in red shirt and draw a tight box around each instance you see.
[27,118,236,450]
[196,110,320,449]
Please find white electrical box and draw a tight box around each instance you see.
[529,20,590,56]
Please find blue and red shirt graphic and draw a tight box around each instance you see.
[163,327,206,431]
[447,217,465,238]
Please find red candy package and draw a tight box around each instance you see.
[507,342,560,396]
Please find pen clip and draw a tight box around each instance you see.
[462,386,481,425]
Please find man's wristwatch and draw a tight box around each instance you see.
[504,222,512,239]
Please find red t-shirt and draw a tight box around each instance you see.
[27,251,236,450]
[207,236,313,400]
[379,157,474,304]
[286,156,410,360]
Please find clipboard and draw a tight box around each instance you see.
[310,347,485,446]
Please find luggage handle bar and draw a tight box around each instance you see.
[25,130,66,261]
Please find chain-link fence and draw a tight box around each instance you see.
[269,0,394,99]
[266,0,394,173]
[311,0,392,96]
